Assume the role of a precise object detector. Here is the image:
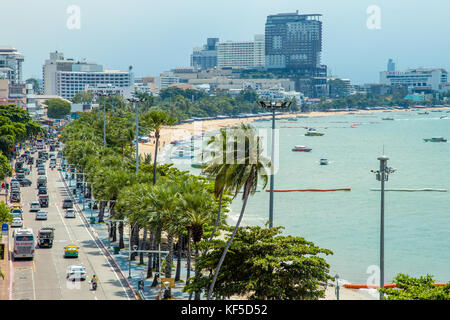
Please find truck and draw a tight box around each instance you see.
[39,194,49,207]
[37,227,55,248]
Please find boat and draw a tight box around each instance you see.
[191,163,205,169]
[320,159,329,165]
[382,117,394,120]
[292,145,312,152]
[170,150,194,159]
[305,128,324,136]
[418,111,429,115]
[423,137,447,142]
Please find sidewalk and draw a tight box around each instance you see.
[65,174,191,300]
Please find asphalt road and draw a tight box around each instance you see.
[7,147,134,300]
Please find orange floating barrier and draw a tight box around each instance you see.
[265,188,351,192]
[344,283,446,289]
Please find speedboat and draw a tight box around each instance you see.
[305,128,324,136]
[382,117,394,120]
[320,159,329,165]
[292,145,312,152]
[423,137,447,142]
[418,111,429,115]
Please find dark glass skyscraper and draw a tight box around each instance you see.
[265,12,323,71]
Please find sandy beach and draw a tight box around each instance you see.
[139,106,450,159]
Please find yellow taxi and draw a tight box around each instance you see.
[64,245,79,258]
[11,204,22,210]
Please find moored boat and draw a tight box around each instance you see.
[382,117,394,120]
[423,137,447,142]
[320,159,329,165]
[292,145,312,152]
[305,128,324,136]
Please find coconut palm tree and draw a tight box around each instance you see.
[139,110,177,185]
[207,124,270,300]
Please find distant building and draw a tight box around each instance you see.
[191,38,219,70]
[43,51,133,99]
[380,68,447,91]
[328,77,351,98]
[217,35,265,69]
[265,12,323,71]
[387,59,395,72]
[155,72,180,92]
[0,46,24,84]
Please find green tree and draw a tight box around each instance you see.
[207,124,270,300]
[185,226,333,300]
[139,110,177,185]
[380,274,450,300]
[72,91,95,104]
[46,98,71,119]
[0,200,12,225]
[0,154,11,180]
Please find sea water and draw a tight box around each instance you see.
[167,110,450,284]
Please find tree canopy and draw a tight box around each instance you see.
[46,98,71,119]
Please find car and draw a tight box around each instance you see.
[11,209,23,219]
[64,208,76,218]
[38,168,46,176]
[30,148,36,154]
[38,187,47,195]
[18,178,32,187]
[11,217,23,228]
[11,204,21,210]
[35,210,48,220]
[62,199,73,209]
[10,179,20,189]
[10,192,21,203]
[66,265,86,281]
[30,202,40,212]
[64,245,79,258]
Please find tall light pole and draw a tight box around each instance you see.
[256,100,291,228]
[371,155,395,300]
[127,94,141,174]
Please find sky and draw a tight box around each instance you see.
[1,0,449,84]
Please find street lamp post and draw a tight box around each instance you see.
[371,155,395,300]
[256,100,291,228]
[126,94,141,175]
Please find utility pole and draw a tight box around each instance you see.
[372,155,395,300]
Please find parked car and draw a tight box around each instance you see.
[10,192,21,203]
[11,209,23,219]
[66,265,86,281]
[64,209,76,218]
[38,187,47,195]
[30,202,41,212]
[38,168,46,175]
[35,210,48,220]
[11,217,23,228]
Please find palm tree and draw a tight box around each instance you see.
[139,110,177,185]
[178,177,216,300]
[206,124,270,300]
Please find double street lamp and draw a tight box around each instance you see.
[256,100,291,228]
[126,93,143,175]
[371,155,395,300]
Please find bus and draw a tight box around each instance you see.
[13,228,35,260]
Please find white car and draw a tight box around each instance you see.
[30,202,41,212]
[11,217,23,228]
[35,210,48,220]
[66,265,86,281]
[65,209,76,218]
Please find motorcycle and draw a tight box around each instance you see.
[91,280,97,291]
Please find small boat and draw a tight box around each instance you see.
[418,111,429,115]
[382,117,394,120]
[292,145,312,152]
[423,137,447,142]
[305,128,324,136]
[320,159,329,165]
[170,150,194,159]
[191,163,205,168]
[440,116,447,119]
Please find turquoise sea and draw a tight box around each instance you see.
[166,110,450,284]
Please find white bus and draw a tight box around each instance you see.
[13,228,35,260]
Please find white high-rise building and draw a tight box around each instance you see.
[0,46,24,84]
[43,51,133,99]
[217,35,265,69]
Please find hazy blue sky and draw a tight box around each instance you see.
[1,0,449,84]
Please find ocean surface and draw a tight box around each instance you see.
[164,110,450,284]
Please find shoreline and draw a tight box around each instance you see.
[138,106,449,299]
[139,106,450,159]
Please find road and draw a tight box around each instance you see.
[5,146,134,300]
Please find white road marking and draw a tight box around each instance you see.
[55,205,74,242]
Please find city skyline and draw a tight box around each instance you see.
[1,0,449,84]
